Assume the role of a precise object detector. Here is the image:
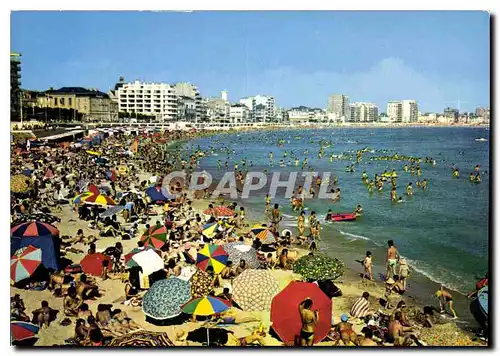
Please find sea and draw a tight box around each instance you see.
[185,127,490,321]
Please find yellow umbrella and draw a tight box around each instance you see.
[86,150,101,156]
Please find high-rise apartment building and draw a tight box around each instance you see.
[114,80,178,121]
[239,95,276,122]
[387,101,403,122]
[11,52,22,121]
[327,94,350,120]
[349,102,379,122]
[401,100,418,123]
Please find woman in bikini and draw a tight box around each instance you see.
[299,298,318,346]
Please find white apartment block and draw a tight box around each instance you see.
[288,109,313,123]
[116,80,178,121]
[387,101,403,122]
[240,95,276,122]
[327,94,350,120]
[204,97,230,123]
[229,104,250,123]
[402,100,418,123]
[349,102,378,122]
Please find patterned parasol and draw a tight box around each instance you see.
[142,277,191,320]
[201,222,222,239]
[232,269,280,312]
[140,225,168,249]
[182,296,231,316]
[250,226,277,244]
[190,269,215,298]
[11,174,30,194]
[196,244,228,274]
[11,321,39,343]
[223,242,260,269]
[11,221,59,238]
[82,193,116,206]
[10,245,42,283]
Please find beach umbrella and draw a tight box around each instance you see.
[80,253,112,277]
[11,321,39,344]
[123,246,156,266]
[130,249,164,276]
[140,225,168,249]
[100,205,125,218]
[190,269,215,298]
[82,193,116,206]
[270,281,332,345]
[11,174,30,194]
[72,192,94,205]
[107,331,174,347]
[232,269,280,312]
[202,206,235,218]
[251,227,277,244]
[222,242,260,269]
[10,233,60,271]
[293,253,345,281]
[11,221,59,238]
[12,212,60,226]
[10,245,42,283]
[87,184,100,195]
[142,277,191,320]
[182,296,231,316]
[196,244,228,274]
[201,222,222,239]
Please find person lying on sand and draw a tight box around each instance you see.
[334,314,358,346]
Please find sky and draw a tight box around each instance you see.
[11,11,490,112]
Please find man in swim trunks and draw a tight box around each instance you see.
[299,298,318,346]
[385,240,399,281]
[436,286,457,319]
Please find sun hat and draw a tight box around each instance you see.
[386,278,395,284]
[341,314,349,322]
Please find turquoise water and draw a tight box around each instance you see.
[186,127,489,295]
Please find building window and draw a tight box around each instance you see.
[68,98,72,106]
[54,98,57,106]
[60,98,65,105]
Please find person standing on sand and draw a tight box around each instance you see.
[385,240,399,280]
[435,286,458,319]
[362,251,374,281]
[299,298,318,346]
[270,204,282,233]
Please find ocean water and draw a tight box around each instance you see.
[186,127,490,296]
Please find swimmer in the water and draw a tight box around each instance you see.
[397,196,405,203]
[354,205,363,217]
[453,168,459,178]
[368,180,375,194]
[475,174,481,183]
[422,179,428,190]
[469,172,475,182]
[391,187,397,202]
[404,164,409,172]
[406,183,413,196]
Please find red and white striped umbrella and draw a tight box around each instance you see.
[10,245,42,283]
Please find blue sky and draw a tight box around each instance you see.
[11,11,489,112]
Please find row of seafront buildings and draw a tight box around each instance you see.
[11,53,489,126]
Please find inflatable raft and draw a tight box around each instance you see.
[326,213,357,222]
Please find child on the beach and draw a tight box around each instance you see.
[398,258,409,290]
[362,251,374,281]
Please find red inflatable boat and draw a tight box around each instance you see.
[327,213,357,222]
